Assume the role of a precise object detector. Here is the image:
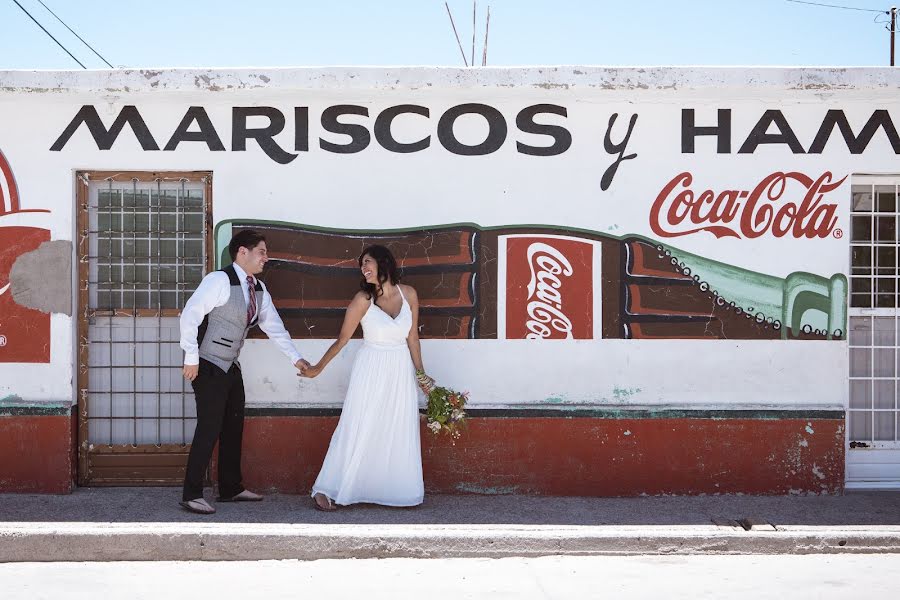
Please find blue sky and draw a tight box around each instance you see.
[0,0,895,69]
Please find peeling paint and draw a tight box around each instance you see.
[9,240,73,315]
[0,67,898,96]
[805,423,815,434]
[811,464,826,480]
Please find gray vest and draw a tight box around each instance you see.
[197,265,263,373]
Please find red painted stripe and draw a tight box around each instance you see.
[236,416,845,496]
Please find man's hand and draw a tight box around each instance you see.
[183,364,199,382]
[294,359,311,374]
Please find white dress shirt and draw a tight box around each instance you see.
[179,261,302,366]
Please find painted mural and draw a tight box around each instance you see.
[216,220,847,342]
[0,149,51,363]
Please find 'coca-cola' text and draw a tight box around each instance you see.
[649,171,845,239]
[525,243,575,339]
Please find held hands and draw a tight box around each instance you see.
[299,365,323,379]
[296,358,323,378]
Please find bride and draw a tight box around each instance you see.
[301,244,434,510]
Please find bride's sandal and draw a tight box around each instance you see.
[313,493,338,512]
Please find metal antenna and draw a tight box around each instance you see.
[891,6,897,66]
[472,1,477,67]
[445,2,469,66]
[482,5,491,66]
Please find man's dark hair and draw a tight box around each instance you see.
[228,229,266,261]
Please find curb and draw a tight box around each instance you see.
[3,524,900,561]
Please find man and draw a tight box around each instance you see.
[179,229,309,514]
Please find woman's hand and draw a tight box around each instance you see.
[300,364,323,378]
[416,370,435,395]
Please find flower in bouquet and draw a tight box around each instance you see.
[425,385,469,440]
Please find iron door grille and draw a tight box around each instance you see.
[77,171,212,485]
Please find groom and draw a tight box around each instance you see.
[179,229,309,514]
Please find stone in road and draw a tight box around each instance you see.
[3,555,899,599]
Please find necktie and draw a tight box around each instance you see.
[246,275,257,325]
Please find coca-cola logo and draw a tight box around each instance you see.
[503,236,596,340]
[649,171,845,239]
[525,242,575,339]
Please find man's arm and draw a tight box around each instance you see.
[179,272,228,379]
[256,283,308,372]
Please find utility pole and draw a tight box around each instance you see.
[891,6,897,66]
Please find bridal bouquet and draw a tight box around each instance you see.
[424,385,469,440]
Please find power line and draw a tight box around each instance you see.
[10,0,86,68]
[35,0,114,68]
[785,0,889,14]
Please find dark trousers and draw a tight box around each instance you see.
[182,359,246,502]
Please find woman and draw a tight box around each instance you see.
[302,245,434,511]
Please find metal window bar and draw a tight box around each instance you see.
[181,179,188,444]
[155,178,162,446]
[131,178,138,447]
[107,181,114,445]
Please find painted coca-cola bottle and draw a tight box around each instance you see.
[220,221,845,342]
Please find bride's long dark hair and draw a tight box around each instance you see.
[359,245,400,299]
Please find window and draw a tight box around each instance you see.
[849,177,900,448]
[90,181,205,312]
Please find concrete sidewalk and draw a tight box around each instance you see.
[1,488,899,561]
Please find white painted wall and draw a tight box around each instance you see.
[0,67,896,409]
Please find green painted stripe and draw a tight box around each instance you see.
[245,407,845,419]
[0,404,73,417]
[0,405,841,419]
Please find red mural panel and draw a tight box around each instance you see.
[0,149,51,363]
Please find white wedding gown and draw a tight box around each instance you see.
[311,287,424,506]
